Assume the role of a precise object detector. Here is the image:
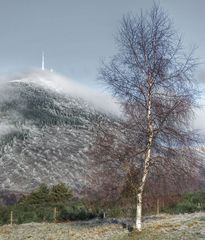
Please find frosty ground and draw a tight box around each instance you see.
[0,212,204,240]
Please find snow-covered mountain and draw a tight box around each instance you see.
[0,70,119,193]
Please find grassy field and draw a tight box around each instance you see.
[0,212,204,240]
[113,212,205,240]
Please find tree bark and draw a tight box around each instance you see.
[135,79,153,231]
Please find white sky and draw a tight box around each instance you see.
[0,1,204,83]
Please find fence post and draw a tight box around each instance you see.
[10,211,13,226]
[53,207,57,222]
[162,199,165,209]
[157,199,160,215]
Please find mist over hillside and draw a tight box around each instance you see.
[0,69,120,193]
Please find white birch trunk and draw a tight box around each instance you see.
[135,78,154,231]
[135,146,152,231]
[136,192,142,231]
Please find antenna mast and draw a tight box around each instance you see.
[42,52,45,70]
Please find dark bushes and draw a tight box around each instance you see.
[165,190,205,214]
[0,184,97,225]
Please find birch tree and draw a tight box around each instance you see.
[98,4,200,231]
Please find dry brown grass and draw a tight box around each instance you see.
[0,212,205,240]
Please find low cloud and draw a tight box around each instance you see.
[7,69,122,117]
[193,107,205,134]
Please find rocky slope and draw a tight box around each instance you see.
[0,70,119,193]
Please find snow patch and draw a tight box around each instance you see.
[0,123,17,137]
